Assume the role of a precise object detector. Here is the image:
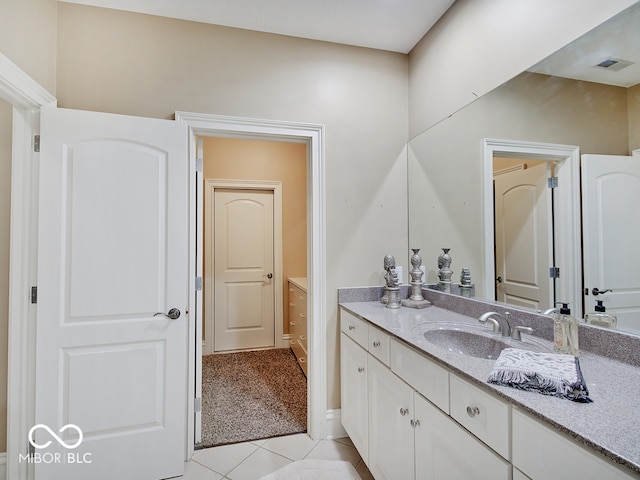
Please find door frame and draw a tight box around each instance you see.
[175,111,326,459]
[483,138,582,318]
[1,53,56,480]
[204,179,285,355]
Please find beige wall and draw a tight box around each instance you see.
[0,0,57,93]
[629,83,640,151]
[408,0,638,137]
[56,3,409,409]
[408,72,630,298]
[202,137,307,337]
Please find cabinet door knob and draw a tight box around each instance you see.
[372,340,381,348]
[466,406,480,417]
[410,419,421,428]
[357,366,365,373]
[348,325,355,331]
[399,407,409,416]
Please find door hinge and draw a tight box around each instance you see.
[194,397,202,413]
[547,176,558,188]
[549,267,560,279]
[195,158,203,173]
[195,276,202,291]
[31,286,38,304]
[33,135,40,153]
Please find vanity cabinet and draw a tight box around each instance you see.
[512,409,635,480]
[340,333,369,464]
[288,279,307,375]
[340,308,509,480]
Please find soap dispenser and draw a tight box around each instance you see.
[585,300,617,328]
[552,302,579,356]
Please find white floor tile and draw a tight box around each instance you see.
[262,433,319,461]
[180,459,224,480]
[333,436,355,448]
[226,448,292,480]
[304,439,363,467]
[192,442,259,476]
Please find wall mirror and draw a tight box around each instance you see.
[408,3,640,334]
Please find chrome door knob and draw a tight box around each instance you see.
[154,308,181,320]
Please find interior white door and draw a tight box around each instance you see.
[214,189,275,351]
[582,154,640,331]
[494,162,553,310]
[35,107,188,480]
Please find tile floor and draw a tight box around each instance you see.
[180,433,374,480]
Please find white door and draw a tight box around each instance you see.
[35,107,188,480]
[582,154,640,331]
[214,189,275,351]
[494,162,553,310]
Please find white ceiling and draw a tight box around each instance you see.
[60,0,639,86]
[528,2,640,88]
[59,0,456,54]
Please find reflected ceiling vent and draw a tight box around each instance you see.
[594,58,634,71]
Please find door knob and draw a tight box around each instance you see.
[264,273,273,279]
[591,287,612,296]
[496,276,503,283]
[154,308,181,320]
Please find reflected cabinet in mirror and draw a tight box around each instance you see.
[408,3,640,334]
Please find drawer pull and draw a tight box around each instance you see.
[410,419,421,428]
[399,407,409,416]
[299,313,306,318]
[348,325,356,331]
[357,367,365,373]
[466,406,480,417]
[299,358,306,363]
[372,340,381,348]
[300,335,306,340]
[290,321,296,326]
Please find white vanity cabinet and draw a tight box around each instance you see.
[512,409,636,480]
[367,354,415,480]
[340,333,369,463]
[288,279,307,375]
[340,307,510,480]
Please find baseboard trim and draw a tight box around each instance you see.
[324,409,347,439]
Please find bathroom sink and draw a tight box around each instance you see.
[419,324,549,360]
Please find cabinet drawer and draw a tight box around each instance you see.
[340,309,368,348]
[368,324,391,366]
[512,409,635,480]
[449,374,510,460]
[291,338,307,376]
[390,339,449,414]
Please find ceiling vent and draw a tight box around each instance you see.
[594,58,634,71]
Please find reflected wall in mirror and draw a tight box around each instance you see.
[408,3,640,334]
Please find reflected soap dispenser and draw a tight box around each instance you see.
[585,300,617,328]
[552,302,579,356]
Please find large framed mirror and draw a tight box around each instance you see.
[408,3,640,334]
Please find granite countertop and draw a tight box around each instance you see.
[339,300,640,476]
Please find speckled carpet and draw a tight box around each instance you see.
[200,348,307,448]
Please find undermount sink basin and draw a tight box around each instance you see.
[419,324,549,360]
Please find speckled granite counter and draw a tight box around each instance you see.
[339,287,640,477]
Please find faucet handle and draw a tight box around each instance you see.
[512,325,533,341]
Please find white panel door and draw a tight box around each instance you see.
[582,154,640,331]
[494,162,553,310]
[35,107,188,480]
[214,189,275,351]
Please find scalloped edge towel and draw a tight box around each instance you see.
[487,348,592,403]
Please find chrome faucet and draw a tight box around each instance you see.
[478,311,511,337]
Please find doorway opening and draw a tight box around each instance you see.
[199,137,308,447]
[483,139,582,318]
[176,111,327,459]
[492,156,555,311]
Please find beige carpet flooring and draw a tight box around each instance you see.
[200,348,307,448]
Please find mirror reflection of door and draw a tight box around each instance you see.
[582,154,640,332]
[494,160,554,310]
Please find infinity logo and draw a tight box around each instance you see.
[28,424,83,450]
